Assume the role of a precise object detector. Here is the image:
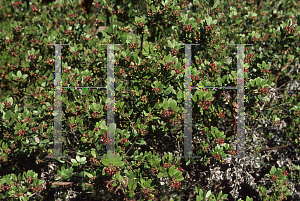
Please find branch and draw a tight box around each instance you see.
[274,60,292,88]
[135,5,141,15]
[223,38,235,51]
[40,133,50,139]
[114,181,125,195]
[85,93,89,111]
[80,94,89,117]
[50,181,93,187]
[258,143,292,152]
[239,21,244,28]
[41,75,52,84]
[199,69,210,80]
[123,109,154,157]
[47,13,53,21]
[2,29,7,35]
[139,32,144,58]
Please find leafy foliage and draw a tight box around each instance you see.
[0,0,299,200]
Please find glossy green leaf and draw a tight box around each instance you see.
[168,165,175,176]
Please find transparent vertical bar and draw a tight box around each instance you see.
[176,44,201,159]
[174,43,252,159]
[45,43,70,159]
[236,45,245,158]
[54,44,63,159]
[229,43,253,158]
[99,44,121,159]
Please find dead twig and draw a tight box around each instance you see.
[50,181,93,187]
[258,143,293,152]
[274,61,293,88]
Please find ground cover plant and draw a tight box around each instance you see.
[0,0,300,200]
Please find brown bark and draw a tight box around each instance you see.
[258,143,293,152]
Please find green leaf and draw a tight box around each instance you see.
[186,160,190,165]
[169,153,173,161]
[17,70,22,77]
[11,185,17,191]
[5,110,13,121]
[145,179,152,187]
[270,166,276,175]
[175,175,184,181]
[91,150,96,158]
[136,139,146,145]
[129,109,133,116]
[22,74,28,80]
[60,25,65,32]
[256,78,261,86]
[101,158,109,166]
[133,182,137,190]
[116,83,123,91]
[205,190,212,198]
[165,86,173,95]
[128,180,133,190]
[217,77,222,86]
[40,139,49,144]
[27,170,35,178]
[157,172,164,178]
[198,90,205,100]
[168,98,177,108]
[173,170,183,180]
[113,161,124,167]
[174,171,181,178]
[168,165,175,176]
[222,194,228,199]
[37,56,42,62]
[82,88,89,95]
[76,155,80,162]
[140,178,145,188]
[80,157,86,163]
[129,190,134,198]
[218,190,222,198]
[177,90,183,100]
[192,93,197,102]
[147,153,152,162]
